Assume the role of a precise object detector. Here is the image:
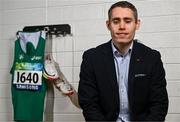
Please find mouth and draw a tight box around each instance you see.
[116,32,128,37]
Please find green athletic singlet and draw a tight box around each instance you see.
[10,31,46,121]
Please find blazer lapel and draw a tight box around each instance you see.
[101,41,119,99]
[128,41,143,108]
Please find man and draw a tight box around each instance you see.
[78,1,169,121]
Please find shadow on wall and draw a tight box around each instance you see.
[44,35,54,122]
[44,81,55,122]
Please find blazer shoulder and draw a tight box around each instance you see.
[83,41,111,57]
[135,41,161,58]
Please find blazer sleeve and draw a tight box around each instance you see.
[146,51,169,121]
[78,50,106,121]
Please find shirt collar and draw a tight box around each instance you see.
[111,40,133,57]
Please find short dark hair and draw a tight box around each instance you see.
[108,1,138,21]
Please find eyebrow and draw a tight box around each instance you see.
[111,17,133,21]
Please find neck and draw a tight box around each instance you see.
[113,41,132,54]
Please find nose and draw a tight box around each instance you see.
[119,22,125,30]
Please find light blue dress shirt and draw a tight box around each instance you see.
[111,41,133,122]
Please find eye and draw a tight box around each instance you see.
[125,20,132,24]
[112,20,120,24]
[124,18,133,24]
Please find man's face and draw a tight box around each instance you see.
[106,7,140,46]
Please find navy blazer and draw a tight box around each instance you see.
[78,40,168,121]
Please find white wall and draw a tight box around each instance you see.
[0,0,180,121]
[0,0,2,39]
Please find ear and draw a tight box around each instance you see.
[136,19,141,30]
[106,20,110,30]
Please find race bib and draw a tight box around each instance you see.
[13,62,43,91]
[13,70,42,90]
